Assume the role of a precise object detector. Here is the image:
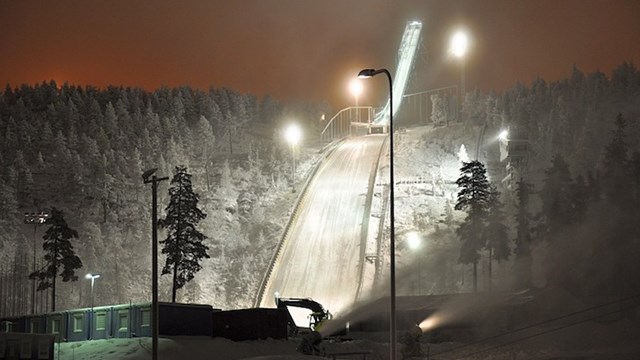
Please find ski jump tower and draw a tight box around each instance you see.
[371,20,423,129]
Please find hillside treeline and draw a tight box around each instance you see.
[0,82,327,313]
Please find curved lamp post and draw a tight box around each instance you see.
[357,68,397,360]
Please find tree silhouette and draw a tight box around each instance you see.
[29,207,83,311]
[159,166,209,303]
[455,160,490,292]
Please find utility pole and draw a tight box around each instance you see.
[143,168,169,360]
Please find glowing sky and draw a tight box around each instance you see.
[1,0,639,109]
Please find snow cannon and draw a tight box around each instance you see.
[400,324,425,359]
[297,330,324,356]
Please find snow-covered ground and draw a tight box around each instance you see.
[52,315,640,360]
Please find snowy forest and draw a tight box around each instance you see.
[0,83,329,314]
[1,62,640,316]
[455,62,640,299]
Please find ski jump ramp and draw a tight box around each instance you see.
[256,21,423,320]
[373,20,422,126]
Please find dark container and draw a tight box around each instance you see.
[212,308,287,341]
[158,302,214,336]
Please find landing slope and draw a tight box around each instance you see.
[259,135,385,318]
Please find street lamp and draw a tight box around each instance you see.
[284,123,302,191]
[450,30,469,114]
[357,68,397,360]
[143,168,169,360]
[24,211,50,315]
[85,273,100,310]
[85,273,100,340]
[349,79,363,125]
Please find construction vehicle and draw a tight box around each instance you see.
[275,296,332,336]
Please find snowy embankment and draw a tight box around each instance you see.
[54,336,316,360]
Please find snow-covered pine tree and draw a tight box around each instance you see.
[455,160,490,292]
[159,166,209,303]
[29,207,83,311]
[430,94,447,126]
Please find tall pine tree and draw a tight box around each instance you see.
[455,160,490,292]
[29,207,83,311]
[159,166,209,303]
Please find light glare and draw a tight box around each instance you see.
[451,31,469,58]
[407,231,421,250]
[418,315,439,332]
[284,123,302,145]
[499,130,509,141]
[349,79,363,97]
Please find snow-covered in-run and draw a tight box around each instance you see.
[259,135,385,320]
[373,20,422,125]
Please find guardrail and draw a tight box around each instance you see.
[354,135,388,301]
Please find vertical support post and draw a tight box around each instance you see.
[32,224,37,314]
[151,176,159,360]
[143,171,168,360]
[384,69,397,360]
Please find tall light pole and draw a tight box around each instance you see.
[85,273,100,340]
[284,123,302,192]
[358,68,397,360]
[143,168,169,360]
[349,79,363,125]
[24,211,50,315]
[450,30,469,116]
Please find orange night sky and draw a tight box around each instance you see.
[1,0,639,109]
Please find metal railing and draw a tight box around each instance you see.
[320,106,375,144]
